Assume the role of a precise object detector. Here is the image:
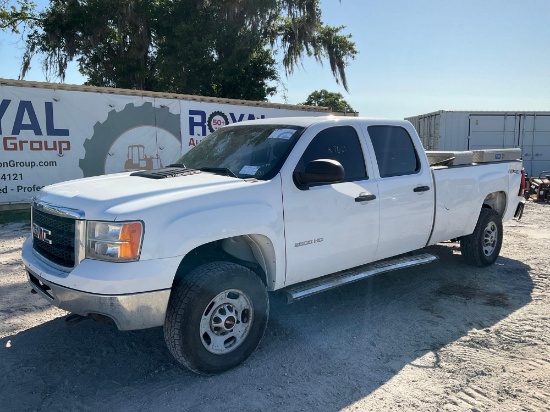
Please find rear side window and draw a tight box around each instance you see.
[296,126,367,181]
[368,126,420,177]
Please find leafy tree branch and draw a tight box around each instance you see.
[18,0,358,100]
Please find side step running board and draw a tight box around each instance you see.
[282,253,438,303]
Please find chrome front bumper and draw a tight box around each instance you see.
[26,268,170,331]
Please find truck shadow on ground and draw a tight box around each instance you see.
[0,244,533,411]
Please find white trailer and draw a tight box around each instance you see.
[406,111,550,177]
[0,79,344,208]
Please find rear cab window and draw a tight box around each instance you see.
[367,126,421,178]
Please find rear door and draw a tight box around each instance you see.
[361,125,434,261]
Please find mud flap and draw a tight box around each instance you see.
[514,202,525,220]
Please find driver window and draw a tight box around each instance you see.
[295,126,367,182]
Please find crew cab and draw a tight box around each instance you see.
[22,117,525,375]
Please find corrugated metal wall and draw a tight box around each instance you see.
[406,111,550,176]
[406,111,442,150]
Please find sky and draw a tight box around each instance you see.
[1,0,549,119]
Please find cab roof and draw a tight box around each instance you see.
[226,116,412,129]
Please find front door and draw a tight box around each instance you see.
[281,125,380,286]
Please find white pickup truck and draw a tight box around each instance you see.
[22,117,525,375]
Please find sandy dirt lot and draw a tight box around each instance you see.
[0,202,549,411]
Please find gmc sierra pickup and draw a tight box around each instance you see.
[22,117,525,374]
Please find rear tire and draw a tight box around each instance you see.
[163,262,269,375]
[460,208,503,267]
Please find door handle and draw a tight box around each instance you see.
[413,186,430,193]
[355,193,377,202]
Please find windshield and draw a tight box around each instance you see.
[176,124,304,179]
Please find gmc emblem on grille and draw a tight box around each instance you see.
[32,223,53,245]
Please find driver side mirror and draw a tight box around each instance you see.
[293,159,345,190]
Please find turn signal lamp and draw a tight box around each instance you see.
[86,221,143,262]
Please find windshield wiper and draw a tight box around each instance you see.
[199,167,238,178]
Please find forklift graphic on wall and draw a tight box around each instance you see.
[124,145,164,171]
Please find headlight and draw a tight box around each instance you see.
[86,221,143,262]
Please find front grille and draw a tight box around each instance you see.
[32,207,76,268]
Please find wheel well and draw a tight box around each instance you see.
[482,191,506,216]
[172,235,276,289]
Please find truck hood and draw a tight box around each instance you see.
[34,170,257,220]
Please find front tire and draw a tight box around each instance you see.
[163,262,269,375]
[460,208,503,267]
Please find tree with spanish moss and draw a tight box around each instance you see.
[16,0,357,100]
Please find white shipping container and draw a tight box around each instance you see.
[406,111,550,177]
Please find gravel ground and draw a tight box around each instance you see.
[0,202,548,411]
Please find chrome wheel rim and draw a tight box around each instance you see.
[483,221,498,256]
[199,289,253,355]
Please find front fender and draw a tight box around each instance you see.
[138,177,286,289]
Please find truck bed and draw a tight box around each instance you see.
[428,158,523,245]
